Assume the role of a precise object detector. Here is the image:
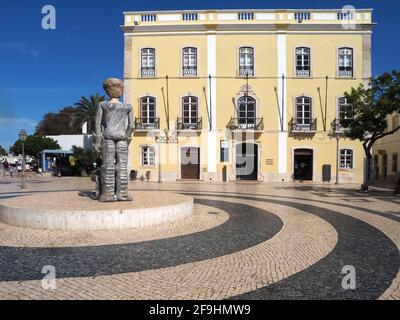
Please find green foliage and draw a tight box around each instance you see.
[71,146,100,176]
[0,145,7,156]
[344,70,400,156]
[69,93,105,133]
[10,135,61,157]
[36,107,80,136]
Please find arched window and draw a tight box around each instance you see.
[293,96,315,131]
[141,48,155,77]
[338,47,353,77]
[181,96,199,129]
[295,47,311,77]
[140,96,156,128]
[182,47,197,76]
[238,96,256,129]
[239,47,254,77]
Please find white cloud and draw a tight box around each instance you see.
[0,42,39,58]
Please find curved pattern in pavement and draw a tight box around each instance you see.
[0,190,398,300]
[0,199,283,282]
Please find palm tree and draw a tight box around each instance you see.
[69,93,105,133]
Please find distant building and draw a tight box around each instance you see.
[45,122,93,151]
[373,113,400,186]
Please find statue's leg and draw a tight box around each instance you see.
[116,140,132,201]
[100,139,117,202]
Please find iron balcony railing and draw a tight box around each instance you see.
[177,117,202,130]
[289,118,317,132]
[182,67,197,77]
[134,117,160,130]
[338,67,353,78]
[239,67,254,77]
[227,117,264,131]
[296,68,310,77]
[331,118,352,132]
[141,67,155,78]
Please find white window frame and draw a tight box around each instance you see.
[182,96,198,125]
[182,47,198,77]
[340,149,354,170]
[238,47,255,77]
[140,96,156,124]
[295,47,311,77]
[295,96,312,125]
[338,47,354,78]
[141,145,156,167]
[141,48,156,78]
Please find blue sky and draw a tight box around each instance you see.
[0,0,399,150]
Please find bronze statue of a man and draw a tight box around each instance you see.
[94,78,134,202]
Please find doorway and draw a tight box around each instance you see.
[180,147,200,180]
[236,143,258,181]
[294,149,313,181]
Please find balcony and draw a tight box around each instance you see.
[338,68,353,78]
[177,117,202,130]
[239,67,254,77]
[331,118,351,133]
[182,67,197,77]
[289,118,317,133]
[141,67,155,78]
[135,118,160,131]
[296,69,310,77]
[227,117,264,131]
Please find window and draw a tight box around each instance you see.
[336,97,353,130]
[182,96,198,126]
[296,96,312,125]
[238,96,256,129]
[182,47,197,76]
[340,149,353,169]
[338,47,353,77]
[239,47,254,77]
[140,96,156,126]
[220,140,229,162]
[141,146,155,167]
[295,47,311,77]
[141,48,155,77]
[393,154,398,173]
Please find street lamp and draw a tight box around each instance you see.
[18,129,27,189]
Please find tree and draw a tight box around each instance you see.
[0,145,7,156]
[36,107,81,136]
[343,70,400,190]
[69,93,105,134]
[10,135,61,157]
[71,146,100,176]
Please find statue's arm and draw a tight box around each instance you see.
[126,104,135,140]
[94,102,104,152]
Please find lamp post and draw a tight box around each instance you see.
[18,129,27,189]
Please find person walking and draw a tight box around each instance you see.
[2,160,9,177]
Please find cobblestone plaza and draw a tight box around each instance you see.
[0,176,399,300]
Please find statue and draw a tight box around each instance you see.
[93,78,134,202]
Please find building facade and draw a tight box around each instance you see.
[373,113,400,186]
[122,9,374,183]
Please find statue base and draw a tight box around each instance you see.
[0,191,193,231]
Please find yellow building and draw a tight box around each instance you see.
[122,9,374,183]
[373,113,400,186]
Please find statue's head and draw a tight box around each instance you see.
[103,78,124,99]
